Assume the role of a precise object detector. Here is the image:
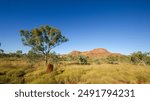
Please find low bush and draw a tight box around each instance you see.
[130,51,150,66]
[106,56,118,64]
[78,55,88,65]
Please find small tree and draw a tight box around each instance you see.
[16,50,22,54]
[0,49,4,54]
[15,50,23,57]
[20,25,68,72]
[0,42,4,54]
[131,51,150,66]
[79,55,88,65]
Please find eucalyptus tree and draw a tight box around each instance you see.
[0,42,4,54]
[20,25,68,65]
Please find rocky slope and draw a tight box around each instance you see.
[69,48,121,57]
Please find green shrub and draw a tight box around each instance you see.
[106,56,118,64]
[78,55,88,65]
[130,51,150,65]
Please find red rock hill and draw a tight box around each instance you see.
[69,48,120,57]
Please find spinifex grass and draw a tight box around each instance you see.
[0,58,150,84]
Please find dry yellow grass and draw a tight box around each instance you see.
[0,58,150,84]
[55,63,150,84]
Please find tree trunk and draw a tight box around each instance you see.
[45,55,48,65]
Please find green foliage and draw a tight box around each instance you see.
[16,50,22,54]
[130,51,150,65]
[15,50,23,58]
[48,52,60,64]
[0,49,4,54]
[20,25,68,64]
[106,56,118,64]
[0,42,4,55]
[78,55,88,65]
[26,50,42,67]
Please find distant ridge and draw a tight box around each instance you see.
[69,48,121,57]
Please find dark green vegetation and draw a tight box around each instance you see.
[0,43,4,54]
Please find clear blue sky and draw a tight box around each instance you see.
[0,0,150,55]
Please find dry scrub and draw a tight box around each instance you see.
[0,58,150,84]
